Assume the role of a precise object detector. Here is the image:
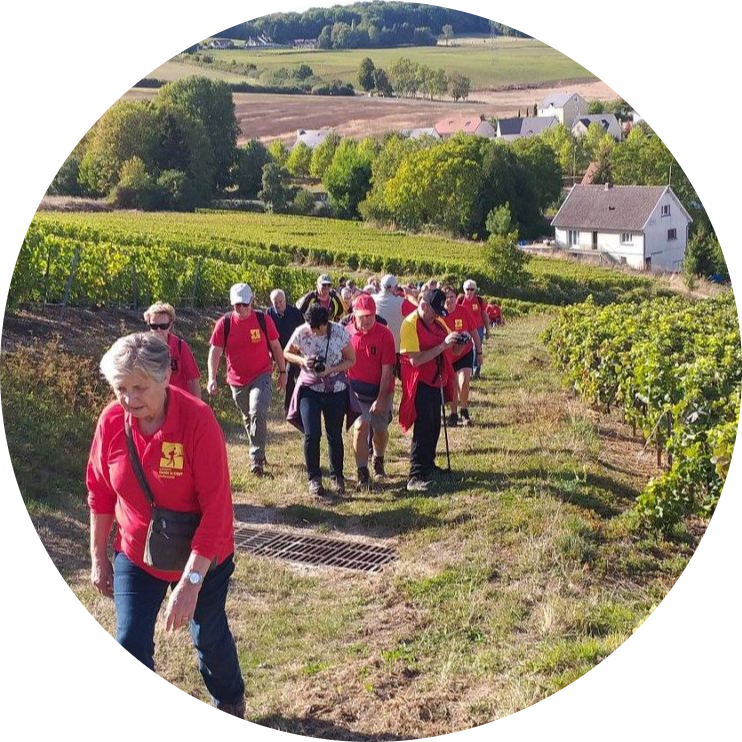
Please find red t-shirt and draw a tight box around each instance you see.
[167,333,200,394]
[401,298,418,317]
[443,305,476,357]
[486,303,502,323]
[399,312,451,387]
[347,319,396,392]
[209,311,279,387]
[457,294,486,330]
[86,386,235,582]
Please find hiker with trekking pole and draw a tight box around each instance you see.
[397,288,467,492]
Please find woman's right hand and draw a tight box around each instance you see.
[91,556,114,599]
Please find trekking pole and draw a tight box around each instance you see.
[437,355,452,475]
[440,384,452,474]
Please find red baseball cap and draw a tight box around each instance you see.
[353,293,376,316]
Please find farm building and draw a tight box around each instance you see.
[551,184,692,272]
[434,114,495,139]
[208,38,234,49]
[496,116,559,142]
[571,114,623,140]
[538,92,588,128]
[293,128,335,149]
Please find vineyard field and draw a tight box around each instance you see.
[544,294,741,530]
[18,211,664,311]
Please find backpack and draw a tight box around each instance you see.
[223,310,268,352]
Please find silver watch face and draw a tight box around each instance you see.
[188,571,202,585]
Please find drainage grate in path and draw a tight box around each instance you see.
[234,524,397,573]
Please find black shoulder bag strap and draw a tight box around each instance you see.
[254,309,269,354]
[124,420,156,509]
[222,313,231,348]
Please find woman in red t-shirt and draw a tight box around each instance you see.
[143,302,201,398]
[87,333,244,717]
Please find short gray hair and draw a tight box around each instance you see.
[270,289,286,303]
[100,333,171,387]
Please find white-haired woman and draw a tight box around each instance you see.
[143,301,201,398]
[87,333,245,717]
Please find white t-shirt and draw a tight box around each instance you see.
[374,291,405,352]
[287,321,351,393]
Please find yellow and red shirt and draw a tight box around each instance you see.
[209,311,279,387]
[458,294,486,330]
[86,386,234,581]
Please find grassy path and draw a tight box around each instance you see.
[12,313,699,738]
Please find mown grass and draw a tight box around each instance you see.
[1,309,701,738]
[170,37,595,90]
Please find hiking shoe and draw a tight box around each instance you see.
[406,477,430,493]
[446,413,459,427]
[356,466,371,491]
[308,477,325,497]
[460,409,471,426]
[372,455,386,479]
[333,476,346,496]
[250,459,265,477]
[218,698,246,719]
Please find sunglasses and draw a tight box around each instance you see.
[148,322,171,330]
[234,302,249,308]
[465,288,476,292]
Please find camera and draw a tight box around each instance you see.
[454,332,472,346]
[307,356,326,373]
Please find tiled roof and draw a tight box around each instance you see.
[434,115,486,135]
[540,91,578,109]
[498,116,558,137]
[552,185,669,231]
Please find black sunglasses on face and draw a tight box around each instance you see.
[148,322,171,330]
[234,302,249,308]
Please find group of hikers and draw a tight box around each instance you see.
[87,272,503,717]
[151,273,502,496]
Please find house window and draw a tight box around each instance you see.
[620,257,627,265]
[667,228,677,241]
[621,233,633,244]
[568,230,579,247]
[661,204,671,217]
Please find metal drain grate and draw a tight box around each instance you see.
[234,524,397,573]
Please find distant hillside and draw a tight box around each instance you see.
[218,2,527,49]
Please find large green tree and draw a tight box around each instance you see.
[358,57,376,92]
[286,142,313,177]
[233,139,270,198]
[309,131,341,178]
[157,76,239,191]
[323,139,374,219]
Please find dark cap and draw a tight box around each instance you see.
[423,288,448,317]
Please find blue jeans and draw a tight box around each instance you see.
[113,552,245,708]
[298,387,346,480]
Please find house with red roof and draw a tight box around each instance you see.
[433,114,495,139]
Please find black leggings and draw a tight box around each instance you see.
[298,387,346,480]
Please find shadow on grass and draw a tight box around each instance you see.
[254,714,412,741]
[233,502,470,539]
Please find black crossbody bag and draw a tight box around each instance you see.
[124,421,200,572]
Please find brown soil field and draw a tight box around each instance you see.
[124,80,617,145]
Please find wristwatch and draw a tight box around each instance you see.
[186,570,204,587]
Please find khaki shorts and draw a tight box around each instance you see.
[354,398,392,432]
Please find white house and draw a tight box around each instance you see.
[208,38,234,49]
[551,184,693,272]
[496,116,559,142]
[571,114,623,140]
[293,128,334,150]
[401,127,441,140]
[538,92,588,128]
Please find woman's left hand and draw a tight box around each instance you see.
[164,579,200,631]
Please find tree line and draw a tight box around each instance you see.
[217,2,527,48]
[357,56,471,100]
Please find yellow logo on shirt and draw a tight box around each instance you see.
[454,319,464,330]
[159,442,184,478]
[250,328,262,343]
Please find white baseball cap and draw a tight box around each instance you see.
[380,274,398,289]
[317,274,333,286]
[463,279,477,290]
[230,283,253,305]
